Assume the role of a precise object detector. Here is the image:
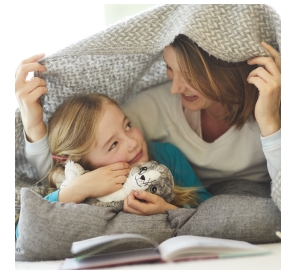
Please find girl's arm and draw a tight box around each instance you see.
[57,163,130,204]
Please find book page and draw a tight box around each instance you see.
[71,233,159,260]
[158,235,268,261]
[60,248,161,270]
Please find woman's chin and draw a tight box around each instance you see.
[181,99,202,112]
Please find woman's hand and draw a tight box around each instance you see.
[15,54,48,142]
[58,162,130,203]
[247,41,281,137]
[123,190,178,215]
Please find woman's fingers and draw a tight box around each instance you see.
[247,56,280,77]
[248,42,281,72]
[260,41,281,70]
[16,77,47,104]
[15,53,46,77]
[15,62,47,86]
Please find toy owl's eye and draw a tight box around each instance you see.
[139,167,147,175]
[150,186,157,194]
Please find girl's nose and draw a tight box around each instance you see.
[127,136,138,151]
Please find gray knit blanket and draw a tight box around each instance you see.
[15,4,281,222]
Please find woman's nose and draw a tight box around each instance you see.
[170,74,186,95]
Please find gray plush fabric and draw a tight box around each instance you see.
[178,195,281,244]
[15,188,195,261]
[179,180,281,243]
[15,4,281,261]
[16,180,280,261]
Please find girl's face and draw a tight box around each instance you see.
[163,45,216,112]
[87,104,149,169]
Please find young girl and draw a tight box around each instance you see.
[44,92,211,210]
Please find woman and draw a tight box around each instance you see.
[121,34,281,212]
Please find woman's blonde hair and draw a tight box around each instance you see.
[171,34,259,129]
[48,93,200,207]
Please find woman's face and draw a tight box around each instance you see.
[87,104,149,170]
[163,45,216,112]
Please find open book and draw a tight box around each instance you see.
[60,234,270,270]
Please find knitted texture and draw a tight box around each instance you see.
[15,4,281,221]
[271,166,281,211]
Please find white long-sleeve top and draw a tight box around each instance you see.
[121,82,281,189]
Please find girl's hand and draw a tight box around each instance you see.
[123,190,178,215]
[247,42,281,137]
[15,54,48,142]
[58,162,130,203]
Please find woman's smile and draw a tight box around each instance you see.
[182,94,199,102]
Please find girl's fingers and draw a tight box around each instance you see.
[113,168,130,178]
[109,162,130,170]
[124,192,143,214]
[115,175,127,184]
[134,191,156,203]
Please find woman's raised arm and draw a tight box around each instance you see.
[247,42,281,137]
[15,54,48,142]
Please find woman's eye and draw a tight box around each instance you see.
[166,65,172,71]
[184,72,191,82]
[126,122,132,131]
[109,141,118,151]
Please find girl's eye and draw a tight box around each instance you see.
[126,122,132,131]
[109,141,118,151]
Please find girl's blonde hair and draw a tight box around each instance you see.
[171,34,259,129]
[47,93,118,190]
[48,93,200,207]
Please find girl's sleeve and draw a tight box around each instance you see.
[150,142,212,203]
[261,129,281,210]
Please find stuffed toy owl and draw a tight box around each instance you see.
[56,160,175,210]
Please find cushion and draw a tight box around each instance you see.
[15,189,195,261]
[178,195,281,244]
[15,185,280,261]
